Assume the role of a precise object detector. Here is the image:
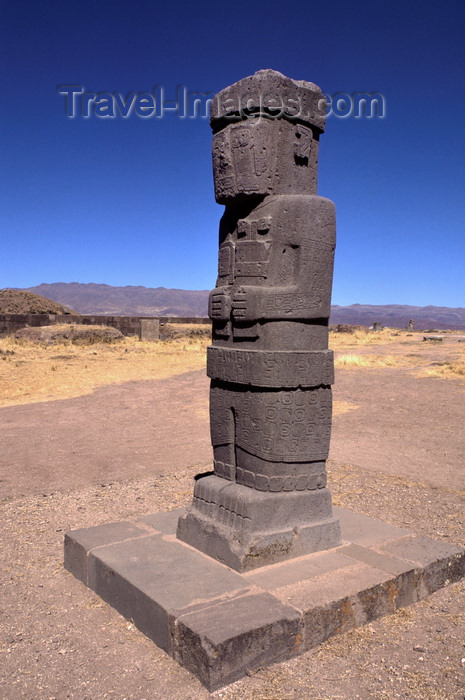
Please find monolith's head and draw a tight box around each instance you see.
[211,70,327,204]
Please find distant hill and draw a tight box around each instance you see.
[24,283,210,317]
[19,284,465,329]
[0,288,78,315]
[330,304,465,331]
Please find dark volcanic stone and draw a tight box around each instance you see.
[177,70,341,570]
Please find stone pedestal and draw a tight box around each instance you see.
[177,474,341,570]
[64,506,465,691]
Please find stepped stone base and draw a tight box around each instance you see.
[64,507,465,691]
[176,474,341,571]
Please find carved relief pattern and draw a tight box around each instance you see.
[234,386,332,462]
[177,72,341,568]
[235,466,327,492]
[210,382,332,464]
[208,79,336,490]
[207,347,334,387]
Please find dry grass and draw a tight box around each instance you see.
[0,330,363,414]
[15,322,124,344]
[333,400,359,415]
[420,358,465,380]
[412,341,465,381]
[329,328,408,349]
[332,331,465,381]
[161,322,211,339]
[1,324,463,407]
[0,333,209,407]
[334,353,413,369]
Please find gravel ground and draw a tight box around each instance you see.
[1,463,464,700]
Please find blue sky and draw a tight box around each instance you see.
[1,0,464,307]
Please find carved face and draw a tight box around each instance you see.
[294,125,313,163]
[212,120,277,203]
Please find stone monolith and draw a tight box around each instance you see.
[177,70,341,571]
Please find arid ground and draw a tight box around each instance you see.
[1,328,464,699]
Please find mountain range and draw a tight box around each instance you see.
[24,283,210,318]
[329,304,465,331]
[21,283,465,330]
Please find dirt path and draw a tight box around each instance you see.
[331,366,465,490]
[1,349,463,498]
[0,371,211,500]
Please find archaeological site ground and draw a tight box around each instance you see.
[1,325,464,698]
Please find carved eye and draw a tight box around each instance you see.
[237,220,248,237]
[294,125,313,162]
[232,130,250,148]
[256,217,271,234]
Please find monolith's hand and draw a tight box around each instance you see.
[209,287,232,320]
[232,286,261,321]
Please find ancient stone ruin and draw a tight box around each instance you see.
[64,71,465,692]
[177,69,341,570]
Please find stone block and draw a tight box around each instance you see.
[175,591,302,690]
[243,549,357,590]
[87,533,251,653]
[63,520,151,584]
[64,507,465,690]
[139,318,160,341]
[334,506,409,546]
[271,560,414,651]
[378,534,465,598]
[338,542,415,576]
[177,475,341,571]
[138,507,186,535]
